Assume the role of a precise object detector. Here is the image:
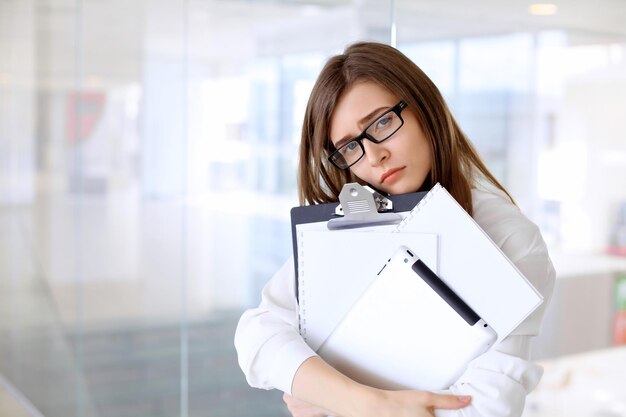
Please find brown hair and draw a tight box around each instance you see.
[298,41,514,215]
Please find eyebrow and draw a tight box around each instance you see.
[334,106,390,148]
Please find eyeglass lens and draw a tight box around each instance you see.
[332,108,403,168]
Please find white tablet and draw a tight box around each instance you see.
[317,245,497,391]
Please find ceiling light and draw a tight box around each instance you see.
[529,3,558,16]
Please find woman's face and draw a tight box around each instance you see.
[329,81,432,195]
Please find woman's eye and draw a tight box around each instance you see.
[344,141,359,153]
[376,114,393,129]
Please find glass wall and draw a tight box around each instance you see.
[1,1,626,416]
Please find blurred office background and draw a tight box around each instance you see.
[1,0,626,416]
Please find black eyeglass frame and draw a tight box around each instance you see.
[328,101,408,170]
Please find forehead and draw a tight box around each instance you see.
[330,81,399,142]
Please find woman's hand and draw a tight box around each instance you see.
[283,394,335,417]
[362,389,471,417]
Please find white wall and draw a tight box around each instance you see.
[0,0,36,206]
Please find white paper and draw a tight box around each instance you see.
[297,227,438,351]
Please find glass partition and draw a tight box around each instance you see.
[1,1,396,416]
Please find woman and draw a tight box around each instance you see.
[235,42,555,417]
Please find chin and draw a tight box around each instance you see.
[385,183,418,196]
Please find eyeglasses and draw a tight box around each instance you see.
[328,101,407,170]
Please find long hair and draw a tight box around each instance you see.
[298,41,513,215]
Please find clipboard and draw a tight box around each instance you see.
[290,184,428,301]
[290,184,433,351]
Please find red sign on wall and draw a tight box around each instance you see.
[66,92,105,145]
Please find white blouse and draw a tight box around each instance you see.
[234,187,556,417]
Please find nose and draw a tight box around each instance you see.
[362,139,390,167]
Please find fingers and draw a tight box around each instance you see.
[417,391,471,410]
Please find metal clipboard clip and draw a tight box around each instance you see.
[327,183,402,230]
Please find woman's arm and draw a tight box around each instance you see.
[282,323,543,417]
[291,356,471,417]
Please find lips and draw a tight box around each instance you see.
[380,167,406,184]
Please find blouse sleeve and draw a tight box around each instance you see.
[234,257,317,394]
